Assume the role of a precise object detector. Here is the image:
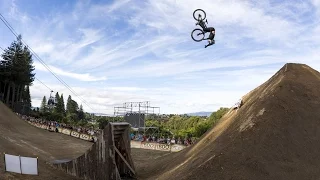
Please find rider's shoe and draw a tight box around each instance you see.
[205,40,215,48]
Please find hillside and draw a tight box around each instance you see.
[0,102,93,180]
[138,63,320,180]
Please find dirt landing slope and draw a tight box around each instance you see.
[143,63,320,180]
[0,102,93,180]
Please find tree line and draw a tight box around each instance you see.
[31,93,88,126]
[144,107,230,138]
[0,35,35,114]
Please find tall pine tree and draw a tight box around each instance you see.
[40,96,48,113]
[78,104,85,120]
[66,95,72,114]
[54,92,60,113]
[60,94,66,116]
[0,35,35,111]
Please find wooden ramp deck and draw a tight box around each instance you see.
[54,122,136,180]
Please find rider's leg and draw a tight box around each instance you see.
[205,31,215,48]
[203,27,211,33]
[207,31,215,44]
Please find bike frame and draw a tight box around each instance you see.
[196,15,208,30]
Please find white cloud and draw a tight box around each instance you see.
[34,62,107,81]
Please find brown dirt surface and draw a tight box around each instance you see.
[130,148,173,179]
[137,63,320,180]
[0,101,93,180]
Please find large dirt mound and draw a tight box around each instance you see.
[144,63,320,180]
[0,102,92,180]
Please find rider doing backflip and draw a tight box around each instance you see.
[196,20,215,48]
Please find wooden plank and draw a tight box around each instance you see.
[113,127,127,132]
[109,124,119,179]
[121,128,135,171]
[114,131,123,135]
[115,166,121,180]
[110,122,130,126]
[114,146,135,175]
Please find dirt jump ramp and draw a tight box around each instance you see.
[53,122,136,180]
[142,63,320,180]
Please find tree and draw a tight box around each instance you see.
[66,95,73,114]
[40,96,48,113]
[78,104,85,120]
[208,107,229,124]
[22,85,32,114]
[0,35,35,112]
[54,92,65,115]
[60,94,66,115]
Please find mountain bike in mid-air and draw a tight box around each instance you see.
[191,9,215,48]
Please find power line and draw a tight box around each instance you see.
[34,77,53,92]
[0,13,97,112]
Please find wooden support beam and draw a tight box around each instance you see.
[113,127,127,131]
[114,131,123,135]
[121,129,136,171]
[114,146,135,175]
[110,122,130,126]
[115,166,121,180]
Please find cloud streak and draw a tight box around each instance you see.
[34,62,107,81]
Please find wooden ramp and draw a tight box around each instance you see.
[54,122,136,180]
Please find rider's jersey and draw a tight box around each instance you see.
[199,20,207,29]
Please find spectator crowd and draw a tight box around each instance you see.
[130,133,194,146]
[18,113,99,136]
[16,113,194,147]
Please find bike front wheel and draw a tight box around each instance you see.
[193,9,206,21]
[191,29,205,42]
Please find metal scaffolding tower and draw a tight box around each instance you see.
[113,101,160,136]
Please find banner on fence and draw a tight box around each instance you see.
[130,141,141,148]
[140,142,171,151]
[130,141,187,152]
[4,153,38,175]
[48,126,56,132]
[61,129,71,135]
[26,122,96,142]
[170,144,186,152]
[79,134,90,141]
[71,131,80,138]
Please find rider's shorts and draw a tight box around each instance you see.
[203,27,215,33]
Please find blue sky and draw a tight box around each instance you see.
[0,0,320,114]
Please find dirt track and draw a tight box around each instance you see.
[0,102,93,180]
[139,63,320,180]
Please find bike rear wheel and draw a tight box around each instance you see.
[191,29,205,42]
[193,9,206,21]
